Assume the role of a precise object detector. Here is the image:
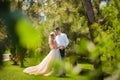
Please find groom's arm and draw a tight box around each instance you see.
[64,34,69,48]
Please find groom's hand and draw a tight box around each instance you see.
[60,46,65,50]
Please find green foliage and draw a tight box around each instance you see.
[100,2,119,76]
[16,18,42,49]
[75,38,89,55]
[1,0,120,79]
[21,0,120,77]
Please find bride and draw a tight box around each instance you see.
[23,32,61,76]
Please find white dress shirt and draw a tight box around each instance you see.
[55,33,69,48]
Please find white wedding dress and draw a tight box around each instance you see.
[23,49,61,76]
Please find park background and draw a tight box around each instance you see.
[0,0,120,80]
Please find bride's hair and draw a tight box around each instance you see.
[48,32,55,45]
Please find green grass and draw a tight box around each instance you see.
[0,61,82,80]
[79,64,94,70]
[0,56,94,80]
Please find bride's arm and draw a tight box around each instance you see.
[50,42,58,49]
[49,43,57,49]
[54,41,59,49]
[49,44,54,49]
[49,40,58,49]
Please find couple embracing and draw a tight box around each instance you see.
[23,27,69,77]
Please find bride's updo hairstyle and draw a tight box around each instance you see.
[48,32,55,45]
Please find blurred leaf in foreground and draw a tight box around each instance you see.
[16,19,42,49]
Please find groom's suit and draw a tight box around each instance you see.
[55,33,69,58]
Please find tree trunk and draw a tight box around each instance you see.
[0,41,5,67]
[19,47,26,67]
[82,0,96,42]
[83,0,96,25]
[82,0,103,80]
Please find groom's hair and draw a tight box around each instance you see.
[55,27,60,31]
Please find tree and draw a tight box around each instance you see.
[0,0,27,67]
[82,0,104,80]
[82,0,96,41]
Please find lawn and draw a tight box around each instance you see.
[0,61,86,80]
[0,56,94,80]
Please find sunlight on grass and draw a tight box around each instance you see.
[78,64,94,70]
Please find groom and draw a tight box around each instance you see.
[55,27,69,77]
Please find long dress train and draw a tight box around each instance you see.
[23,49,61,76]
